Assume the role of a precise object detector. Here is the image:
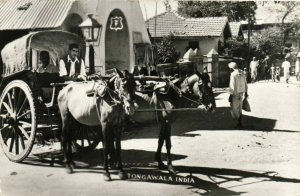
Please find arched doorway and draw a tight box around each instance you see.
[63,13,83,37]
[105,9,130,71]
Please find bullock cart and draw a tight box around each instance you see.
[0,31,100,162]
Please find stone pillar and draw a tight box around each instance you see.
[206,49,219,87]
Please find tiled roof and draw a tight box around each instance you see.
[145,11,230,38]
[229,22,242,37]
[0,0,74,30]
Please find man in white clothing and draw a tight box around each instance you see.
[249,57,258,82]
[281,57,291,83]
[228,62,248,128]
[59,43,86,82]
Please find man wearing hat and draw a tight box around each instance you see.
[228,62,248,128]
[59,43,86,81]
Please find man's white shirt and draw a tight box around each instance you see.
[59,55,86,77]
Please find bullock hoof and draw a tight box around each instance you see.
[168,165,176,174]
[65,165,73,174]
[158,162,167,170]
[104,173,111,181]
[118,171,127,180]
[70,161,76,169]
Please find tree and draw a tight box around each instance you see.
[177,1,257,22]
[250,26,282,59]
[277,2,300,47]
[156,34,180,64]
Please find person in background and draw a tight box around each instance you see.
[149,65,158,76]
[59,43,86,81]
[243,67,249,82]
[228,62,248,128]
[249,57,259,83]
[295,54,300,81]
[281,57,291,83]
[262,55,271,81]
[37,51,58,73]
[132,63,148,76]
[270,64,276,82]
[275,66,281,82]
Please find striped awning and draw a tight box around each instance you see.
[0,0,74,30]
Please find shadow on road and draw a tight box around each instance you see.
[125,163,300,196]
[127,106,295,141]
[22,147,300,195]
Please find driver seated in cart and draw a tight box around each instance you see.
[59,43,87,82]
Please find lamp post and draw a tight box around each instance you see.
[79,14,102,42]
[79,14,102,74]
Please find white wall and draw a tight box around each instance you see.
[173,37,220,58]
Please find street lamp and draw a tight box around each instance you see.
[79,14,102,42]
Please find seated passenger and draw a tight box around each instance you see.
[37,51,58,73]
[36,51,61,102]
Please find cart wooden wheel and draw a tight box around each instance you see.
[72,125,101,153]
[0,80,37,162]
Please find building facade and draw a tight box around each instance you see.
[0,0,150,74]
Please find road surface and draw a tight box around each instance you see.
[0,77,300,196]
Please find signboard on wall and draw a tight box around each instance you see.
[110,16,123,31]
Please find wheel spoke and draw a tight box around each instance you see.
[2,102,13,116]
[19,121,32,128]
[20,134,25,149]
[79,127,85,147]
[12,88,17,112]
[1,125,11,144]
[9,129,15,152]
[17,97,28,116]
[17,110,31,119]
[15,132,19,155]
[15,89,24,114]
[17,125,30,140]
[81,137,84,147]
[6,92,14,113]
[84,130,92,146]
[0,124,10,132]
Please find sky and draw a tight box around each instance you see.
[139,0,178,20]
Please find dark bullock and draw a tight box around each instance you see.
[57,71,137,181]
[135,72,216,173]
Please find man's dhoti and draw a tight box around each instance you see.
[230,93,243,121]
[251,70,257,81]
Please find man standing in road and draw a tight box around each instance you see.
[59,43,87,81]
[281,57,291,83]
[228,62,248,128]
[249,57,258,82]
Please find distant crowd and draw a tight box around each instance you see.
[246,54,300,84]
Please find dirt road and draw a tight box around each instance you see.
[1,78,300,196]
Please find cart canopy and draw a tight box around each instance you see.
[1,30,85,77]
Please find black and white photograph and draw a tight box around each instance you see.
[0,0,299,195]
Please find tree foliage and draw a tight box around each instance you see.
[250,27,282,59]
[177,1,257,22]
[277,1,300,46]
[156,34,180,64]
